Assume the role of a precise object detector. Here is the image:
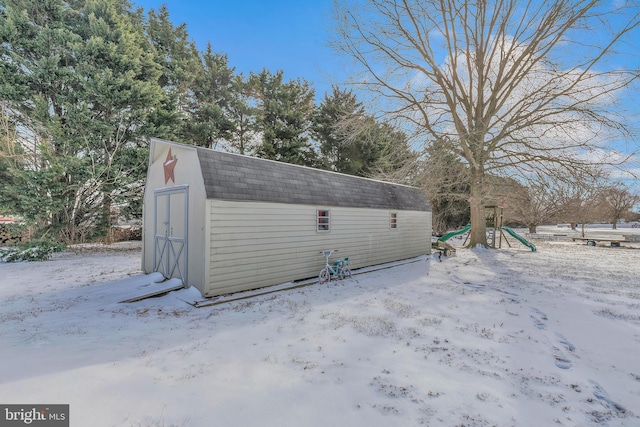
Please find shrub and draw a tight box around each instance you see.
[0,240,66,262]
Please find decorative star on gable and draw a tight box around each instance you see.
[163,148,178,184]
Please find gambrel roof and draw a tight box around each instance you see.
[194,146,430,212]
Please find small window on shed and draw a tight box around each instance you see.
[390,212,398,229]
[317,209,331,232]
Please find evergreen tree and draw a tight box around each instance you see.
[366,121,413,178]
[74,0,163,236]
[421,140,470,234]
[251,70,317,166]
[144,4,200,141]
[312,86,411,177]
[0,0,162,241]
[311,86,362,172]
[223,73,258,155]
[1,0,91,237]
[182,45,235,148]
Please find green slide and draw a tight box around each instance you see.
[437,224,471,242]
[501,226,537,252]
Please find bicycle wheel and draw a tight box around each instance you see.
[341,267,352,279]
[319,268,331,283]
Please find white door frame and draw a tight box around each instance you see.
[153,185,189,285]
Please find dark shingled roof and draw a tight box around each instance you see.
[194,146,430,211]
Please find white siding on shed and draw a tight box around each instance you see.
[144,138,432,298]
[204,199,430,296]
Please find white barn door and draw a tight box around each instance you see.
[154,185,189,284]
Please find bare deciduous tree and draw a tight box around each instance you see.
[554,170,608,237]
[599,182,640,229]
[332,0,640,247]
[499,167,602,233]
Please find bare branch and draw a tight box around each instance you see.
[332,0,640,246]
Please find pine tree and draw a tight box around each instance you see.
[0,0,163,241]
[1,0,90,238]
[311,86,362,171]
[74,0,163,237]
[182,45,236,148]
[224,73,258,155]
[312,86,411,177]
[252,70,317,167]
[145,5,200,141]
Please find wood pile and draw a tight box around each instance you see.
[108,226,142,243]
[0,224,25,245]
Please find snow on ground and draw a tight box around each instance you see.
[1,228,640,427]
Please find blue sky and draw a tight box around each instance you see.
[133,0,639,189]
[133,0,345,99]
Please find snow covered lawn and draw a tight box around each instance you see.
[1,238,639,426]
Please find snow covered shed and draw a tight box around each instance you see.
[142,138,431,297]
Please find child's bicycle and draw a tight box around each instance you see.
[319,250,352,283]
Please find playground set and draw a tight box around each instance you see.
[432,205,537,256]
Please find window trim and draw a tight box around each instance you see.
[317,209,331,232]
[390,212,398,230]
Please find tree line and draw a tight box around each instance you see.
[0,0,410,243]
[406,142,639,236]
[2,0,638,247]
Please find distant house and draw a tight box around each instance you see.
[142,138,432,297]
[0,216,16,224]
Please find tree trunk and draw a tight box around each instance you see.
[528,225,537,234]
[100,191,113,242]
[468,166,487,247]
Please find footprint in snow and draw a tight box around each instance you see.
[588,379,628,418]
[496,288,520,302]
[552,346,572,369]
[530,307,548,330]
[466,283,485,291]
[556,333,575,352]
